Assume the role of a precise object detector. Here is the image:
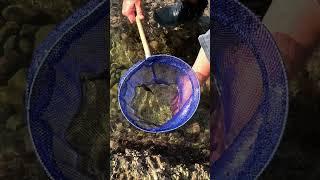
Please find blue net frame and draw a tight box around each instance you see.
[118,55,201,133]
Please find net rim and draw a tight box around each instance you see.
[118,54,201,133]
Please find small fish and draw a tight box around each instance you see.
[139,84,154,94]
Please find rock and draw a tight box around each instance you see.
[120,33,128,40]
[8,68,26,91]
[0,69,27,107]
[2,5,37,24]
[19,24,38,38]
[0,103,14,121]
[19,38,33,55]
[5,114,22,131]
[187,123,201,134]
[149,40,159,50]
[110,140,119,150]
[3,35,27,67]
[0,21,20,53]
[3,35,17,52]
[2,4,55,25]
[35,24,55,47]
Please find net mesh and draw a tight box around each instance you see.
[211,0,288,179]
[118,55,200,133]
[26,0,108,179]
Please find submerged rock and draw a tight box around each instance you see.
[149,40,159,50]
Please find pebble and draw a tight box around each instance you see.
[149,40,159,50]
[110,140,119,150]
[121,33,128,40]
[5,114,22,131]
[187,122,201,134]
[34,24,55,47]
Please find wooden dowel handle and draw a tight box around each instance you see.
[136,16,151,58]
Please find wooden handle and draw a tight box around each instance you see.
[136,16,151,58]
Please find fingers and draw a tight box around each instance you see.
[135,0,144,20]
[122,0,136,23]
[122,0,143,23]
[127,14,136,23]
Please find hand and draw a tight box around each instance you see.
[122,0,144,23]
[170,75,193,115]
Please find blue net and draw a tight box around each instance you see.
[211,0,288,179]
[26,0,108,179]
[118,55,200,133]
